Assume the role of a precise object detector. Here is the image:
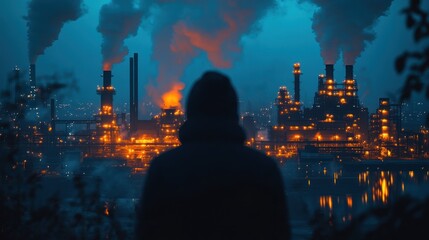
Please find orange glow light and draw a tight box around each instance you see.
[162,83,185,109]
[103,63,111,71]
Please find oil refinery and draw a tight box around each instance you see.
[4,54,429,176]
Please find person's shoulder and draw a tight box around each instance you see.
[240,146,280,167]
[241,145,274,159]
[149,146,185,167]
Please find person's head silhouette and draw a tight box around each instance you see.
[178,71,245,143]
[185,71,239,122]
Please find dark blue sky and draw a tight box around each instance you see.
[0,0,425,114]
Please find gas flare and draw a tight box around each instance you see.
[161,82,185,109]
[103,63,113,71]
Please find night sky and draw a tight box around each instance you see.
[0,0,425,116]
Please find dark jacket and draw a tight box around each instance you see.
[136,119,290,240]
[136,71,290,240]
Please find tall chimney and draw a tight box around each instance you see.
[29,64,36,87]
[133,53,138,125]
[13,66,20,104]
[103,70,112,86]
[100,70,114,112]
[50,98,56,121]
[345,65,354,80]
[130,56,135,133]
[325,64,334,81]
[50,98,56,133]
[318,74,325,91]
[293,63,301,103]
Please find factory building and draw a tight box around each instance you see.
[369,98,403,158]
[268,63,369,159]
[19,55,421,165]
[155,107,185,144]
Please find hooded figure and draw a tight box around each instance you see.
[136,71,290,240]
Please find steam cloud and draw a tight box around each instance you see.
[26,0,85,64]
[304,0,393,65]
[141,0,277,107]
[98,0,144,70]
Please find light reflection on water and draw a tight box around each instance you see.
[281,159,429,228]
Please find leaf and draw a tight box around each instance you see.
[401,83,412,101]
[426,85,429,99]
[414,23,428,42]
[395,53,409,73]
[410,0,421,10]
[414,81,423,92]
[408,74,423,92]
[406,15,416,28]
[426,114,429,128]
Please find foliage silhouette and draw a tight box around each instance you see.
[396,0,429,126]
[310,195,429,240]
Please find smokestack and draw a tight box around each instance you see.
[100,70,114,112]
[50,98,56,133]
[133,53,138,124]
[103,70,112,86]
[318,74,325,91]
[293,63,301,103]
[30,64,36,87]
[13,66,21,104]
[345,65,354,80]
[97,70,115,120]
[130,56,134,133]
[50,98,56,121]
[325,64,334,81]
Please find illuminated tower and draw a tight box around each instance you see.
[276,87,292,126]
[325,64,334,83]
[97,70,115,117]
[96,70,118,146]
[344,65,358,103]
[378,98,390,141]
[318,74,325,92]
[293,63,301,103]
[157,107,184,144]
[28,64,37,106]
[29,64,36,87]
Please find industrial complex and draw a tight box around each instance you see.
[4,53,429,175]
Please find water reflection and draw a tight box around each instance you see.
[282,159,429,228]
[346,195,352,208]
[319,196,333,210]
[372,172,390,203]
